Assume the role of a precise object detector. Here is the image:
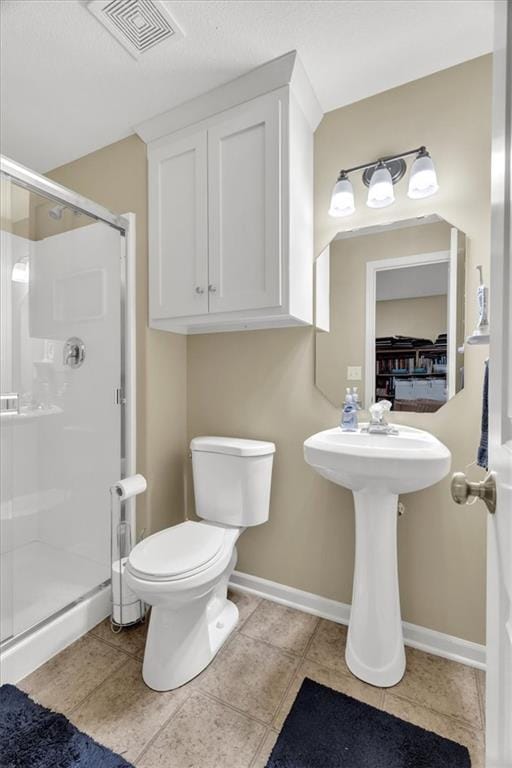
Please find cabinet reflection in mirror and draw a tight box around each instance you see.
[315,214,466,413]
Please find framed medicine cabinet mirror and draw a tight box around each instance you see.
[315,214,466,413]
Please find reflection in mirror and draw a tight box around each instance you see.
[373,260,450,413]
[315,215,466,413]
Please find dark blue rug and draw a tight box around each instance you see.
[0,684,134,768]
[266,678,471,767]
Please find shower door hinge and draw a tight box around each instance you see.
[115,388,126,405]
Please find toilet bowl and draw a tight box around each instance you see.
[125,436,275,691]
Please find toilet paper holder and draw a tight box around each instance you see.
[110,475,147,632]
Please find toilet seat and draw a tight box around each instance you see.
[128,521,226,582]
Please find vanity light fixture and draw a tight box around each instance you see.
[328,146,438,217]
[366,161,395,208]
[328,172,355,217]
[407,147,439,199]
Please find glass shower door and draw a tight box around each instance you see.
[0,175,123,642]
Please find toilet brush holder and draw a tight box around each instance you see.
[110,474,147,630]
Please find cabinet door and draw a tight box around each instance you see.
[149,131,208,319]
[208,97,281,313]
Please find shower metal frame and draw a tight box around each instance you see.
[0,154,137,651]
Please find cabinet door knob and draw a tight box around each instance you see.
[208,284,217,293]
[195,286,204,294]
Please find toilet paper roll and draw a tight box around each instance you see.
[112,557,143,625]
[113,474,147,500]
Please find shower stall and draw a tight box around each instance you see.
[0,156,136,682]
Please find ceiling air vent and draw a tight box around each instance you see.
[87,0,184,59]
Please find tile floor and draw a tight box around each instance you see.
[19,592,485,767]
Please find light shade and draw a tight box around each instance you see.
[366,164,394,208]
[408,151,439,199]
[328,174,355,217]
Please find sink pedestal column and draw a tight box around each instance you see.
[346,490,406,687]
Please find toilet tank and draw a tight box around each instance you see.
[191,437,275,527]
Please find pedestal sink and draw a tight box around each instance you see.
[304,425,451,687]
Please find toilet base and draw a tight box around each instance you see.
[142,598,239,691]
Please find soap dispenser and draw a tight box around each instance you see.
[351,387,362,410]
[341,389,358,432]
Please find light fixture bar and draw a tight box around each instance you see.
[336,146,426,179]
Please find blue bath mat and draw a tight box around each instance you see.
[266,678,471,767]
[0,684,134,768]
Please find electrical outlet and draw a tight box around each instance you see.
[347,366,362,381]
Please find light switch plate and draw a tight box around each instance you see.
[347,366,362,381]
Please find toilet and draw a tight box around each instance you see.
[125,436,275,691]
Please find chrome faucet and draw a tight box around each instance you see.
[364,400,398,435]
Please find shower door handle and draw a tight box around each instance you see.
[0,393,20,414]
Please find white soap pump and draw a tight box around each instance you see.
[466,265,490,344]
[340,389,358,431]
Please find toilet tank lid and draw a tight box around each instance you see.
[191,436,275,457]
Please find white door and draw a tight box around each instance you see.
[148,131,208,319]
[486,2,512,764]
[208,95,282,313]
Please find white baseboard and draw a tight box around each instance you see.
[0,585,111,684]
[229,570,486,671]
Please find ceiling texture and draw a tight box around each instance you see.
[0,0,494,172]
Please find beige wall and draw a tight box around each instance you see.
[376,295,447,341]
[49,55,491,646]
[48,135,187,538]
[316,221,451,406]
[188,55,491,645]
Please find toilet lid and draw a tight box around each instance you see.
[128,521,225,580]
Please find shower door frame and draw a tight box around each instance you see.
[0,154,136,651]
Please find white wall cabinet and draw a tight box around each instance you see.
[149,131,208,319]
[208,97,281,315]
[139,51,323,334]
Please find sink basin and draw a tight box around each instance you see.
[304,424,451,494]
[304,424,451,687]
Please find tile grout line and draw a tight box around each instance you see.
[267,616,322,729]
[132,689,195,765]
[88,630,146,663]
[474,666,486,727]
[184,607,323,740]
[302,615,322,658]
[248,726,274,768]
[382,689,485,734]
[232,594,263,632]
[246,615,323,757]
[237,626,309,661]
[66,651,131,717]
[199,688,275,729]
[132,687,273,764]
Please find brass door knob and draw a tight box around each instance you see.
[451,472,496,514]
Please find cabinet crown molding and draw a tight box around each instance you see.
[134,49,323,144]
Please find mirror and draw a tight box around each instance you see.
[315,214,466,412]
